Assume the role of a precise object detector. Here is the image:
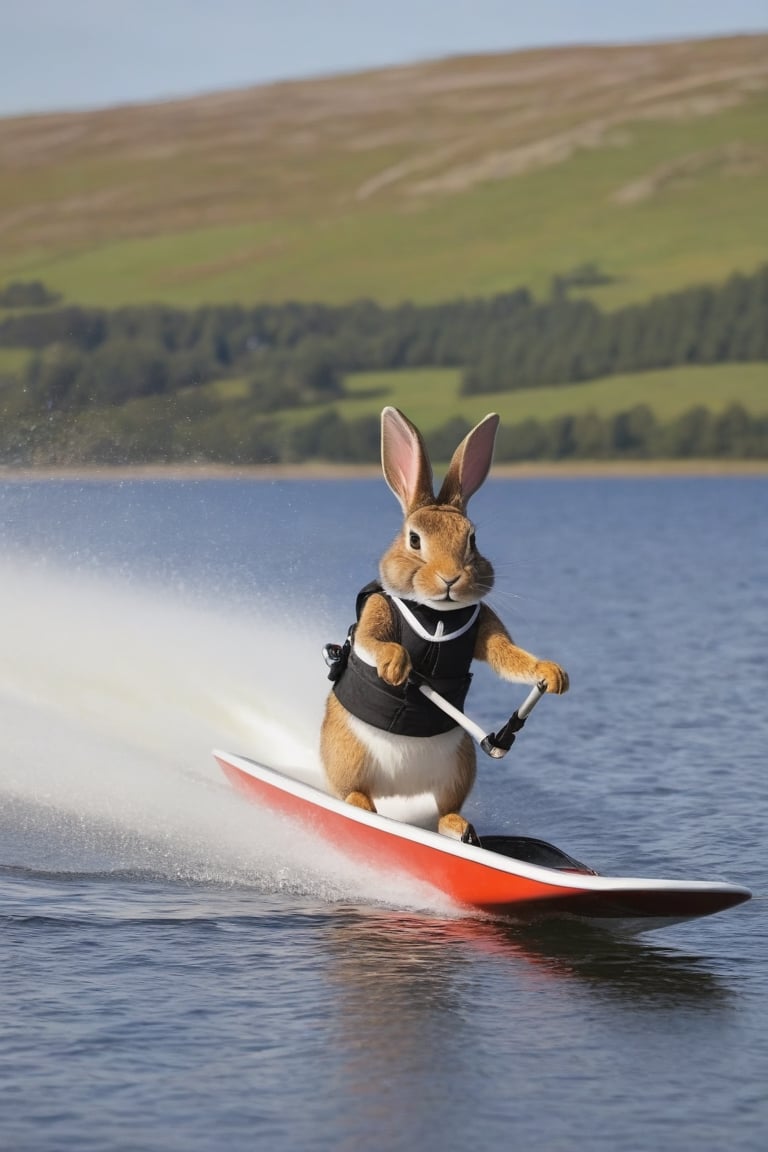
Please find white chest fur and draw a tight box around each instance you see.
[346,713,465,800]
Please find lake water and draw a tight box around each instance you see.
[1,474,766,1152]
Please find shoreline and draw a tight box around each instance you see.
[1,459,767,482]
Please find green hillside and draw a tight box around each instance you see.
[323,363,768,430]
[192,361,765,442]
[1,35,766,310]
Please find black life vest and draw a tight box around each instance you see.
[332,580,481,737]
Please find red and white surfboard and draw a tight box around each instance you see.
[215,751,751,932]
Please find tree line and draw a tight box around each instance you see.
[213,403,768,464]
[0,264,765,466]
[2,397,765,468]
[0,280,61,309]
[463,268,768,393]
[0,266,765,416]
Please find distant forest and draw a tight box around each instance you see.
[0,266,766,465]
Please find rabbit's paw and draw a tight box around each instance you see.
[438,813,479,844]
[377,643,412,686]
[345,792,377,813]
[534,660,569,694]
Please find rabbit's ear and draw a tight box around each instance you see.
[437,413,499,509]
[381,407,435,514]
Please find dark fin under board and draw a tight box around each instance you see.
[479,835,597,875]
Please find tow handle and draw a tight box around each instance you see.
[417,679,548,759]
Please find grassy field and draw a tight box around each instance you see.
[0,347,32,375]
[2,347,763,438]
[340,363,768,426]
[208,362,768,432]
[1,36,766,310]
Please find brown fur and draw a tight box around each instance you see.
[474,604,570,693]
[320,693,376,806]
[434,732,477,839]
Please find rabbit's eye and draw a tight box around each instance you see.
[468,532,476,553]
[409,531,421,550]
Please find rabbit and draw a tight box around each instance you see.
[320,406,569,843]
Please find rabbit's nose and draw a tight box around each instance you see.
[440,575,460,588]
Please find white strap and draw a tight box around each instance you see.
[390,597,480,643]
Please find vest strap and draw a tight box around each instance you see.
[390,596,480,643]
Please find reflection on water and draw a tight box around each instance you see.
[316,907,734,1152]
[323,907,731,1010]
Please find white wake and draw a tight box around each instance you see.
[0,556,446,911]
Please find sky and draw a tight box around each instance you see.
[1,0,767,118]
